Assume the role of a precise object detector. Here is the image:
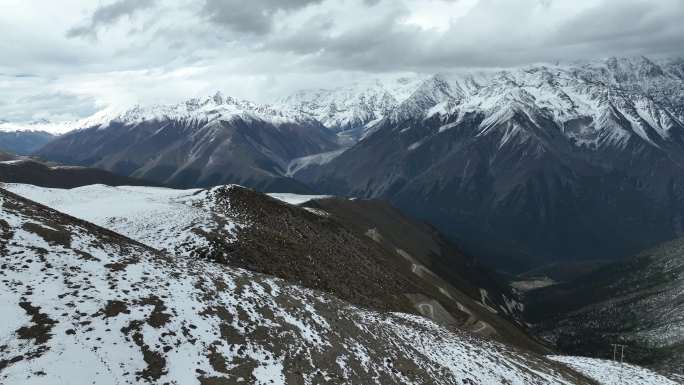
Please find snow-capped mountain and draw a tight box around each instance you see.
[0,119,76,135]
[2,92,320,138]
[303,56,684,271]
[36,92,340,192]
[386,56,684,151]
[280,75,427,143]
[548,356,681,385]
[79,92,320,130]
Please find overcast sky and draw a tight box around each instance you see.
[1,0,683,122]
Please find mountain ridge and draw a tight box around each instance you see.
[3,182,545,353]
[2,185,609,385]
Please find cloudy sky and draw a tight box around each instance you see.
[1,0,683,122]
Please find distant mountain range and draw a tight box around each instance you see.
[0,130,55,155]
[280,75,427,144]
[7,55,684,272]
[34,94,338,192]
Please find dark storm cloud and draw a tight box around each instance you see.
[66,0,156,39]
[201,0,325,35]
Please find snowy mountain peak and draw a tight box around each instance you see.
[359,56,684,152]
[69,92,316,132]
[280,75,427,141]
[212,90,225,105]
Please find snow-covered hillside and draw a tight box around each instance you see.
[2,183,542,351]
[548,356,681,385]
[2,183,244,258]
[1,187,607,385]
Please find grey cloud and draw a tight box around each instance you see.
[67,0,156,39]
[3,91,98,122]
[553,1,669,46]
[548,0,684,59]
[201,0,324,34]
[5,0,684,123]
[258,0,684,72]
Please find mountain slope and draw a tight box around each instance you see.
[301,197,529,331]
[4,182,543,353]
[548,356,681,385]
[525,237,684,374]
[0,130,55,155]
[0,158,156,188]
[0,186,609,385]
[302,56,684,271]
[36,93,339,192]
[0,151,19,162]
